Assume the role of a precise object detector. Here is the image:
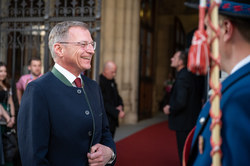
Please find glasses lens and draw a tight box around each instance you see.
[91,42,96,50]
[85,42,96,50]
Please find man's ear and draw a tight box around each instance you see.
[222,19,234,42]
[54,43,63,57]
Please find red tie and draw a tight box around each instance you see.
[74,78,82,88]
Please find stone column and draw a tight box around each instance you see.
[101,0,140,124]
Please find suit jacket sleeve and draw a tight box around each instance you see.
[104,91,124,119]
[17,82,50,166]
[170,71,192,116]
[98,88,117,152]
[99,80,120,120]
[117,93,124,107]
[102,97,119,120]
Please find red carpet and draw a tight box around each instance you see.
[115,121,180,166]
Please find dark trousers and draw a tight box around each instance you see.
[175,130,190,164]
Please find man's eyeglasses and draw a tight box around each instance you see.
[59,41,96,50]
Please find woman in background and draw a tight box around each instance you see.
[0,62,15,166]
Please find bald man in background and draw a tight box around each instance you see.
[99,61,125,138]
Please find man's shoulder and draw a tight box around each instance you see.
[19,74,31,81]
[30,72,54,85]
[82,75,98,86]
[178,67,193,79]
[99,74,107,82]
[222,62,250,92]
[25,72,64,95]
[16,74,32,90]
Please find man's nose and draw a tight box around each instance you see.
[86,48,95,54]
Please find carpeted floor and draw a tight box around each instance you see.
[115,121,180,166]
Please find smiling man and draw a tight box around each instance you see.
[17,21,116,166]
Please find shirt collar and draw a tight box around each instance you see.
[54,63,81,85]
[230,55,250,74]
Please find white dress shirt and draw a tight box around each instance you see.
[54,63,82,87]
[231,55,250,74]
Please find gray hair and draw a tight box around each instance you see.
[48,21,89,59]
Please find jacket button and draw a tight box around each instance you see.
[199,117,205,125]
[88,131,92,136]
[85,110,90,115]
[77,89,82,94]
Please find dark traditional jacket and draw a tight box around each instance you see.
[17,68,116,166]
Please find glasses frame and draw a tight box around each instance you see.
[59,41,96,50]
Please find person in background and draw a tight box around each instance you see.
[184,0,250,165]
[17,21,116,166]
[159,73,175,111]
[16,57,42,105]
[0,62,16,165]
[99,61,125,138]
[163,50,204,164]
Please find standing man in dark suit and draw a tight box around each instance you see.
[17,21,116,166]
[99,61,125,138]
[184,0,250,165]
[163,50,204,164]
